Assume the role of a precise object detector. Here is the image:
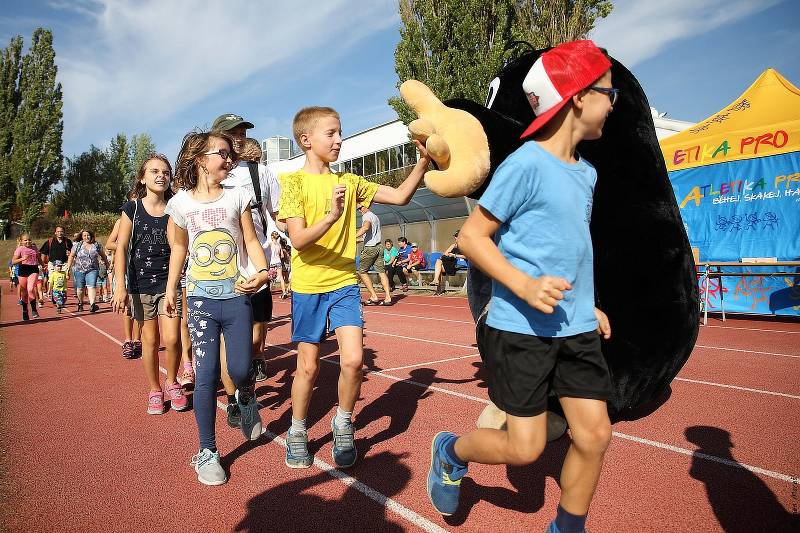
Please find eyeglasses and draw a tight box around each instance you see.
[204,149,234,161]
[588,86,619,106]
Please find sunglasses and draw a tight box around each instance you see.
[588,86,620,106]
[204,149,235,162]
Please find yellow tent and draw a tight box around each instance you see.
[660,68,800,172]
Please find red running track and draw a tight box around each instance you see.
[1,283,798,532]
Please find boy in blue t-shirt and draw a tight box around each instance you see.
[427,41,617,533]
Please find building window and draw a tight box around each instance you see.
[389,145,402,170]
[376,149,390,174]
[403,142,417,167]
[351,156,364,176]
[364,152,376,176]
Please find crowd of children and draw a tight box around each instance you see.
[6,40,618,533]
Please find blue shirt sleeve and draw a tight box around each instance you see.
[477,158,536,223]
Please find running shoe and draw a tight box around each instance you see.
[31,309,40,319]
[21,308,29,321]
[253,359,268,382]
[226,402,241,429]
[133,340,142,358]
[90,302,99,313]
[330,416,357,468]
[165,381,189,411]
[236,387,262,441]
[77,302,84,312]
[121,341,135,359]
[427,431,467,516]
[190,449,227,486]
[285,431,313,468]
[147,391,165,415]
[545,522,590,533]
[178,363,195,389]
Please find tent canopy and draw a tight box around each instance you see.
[660,68,800,172]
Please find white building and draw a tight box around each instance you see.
[262,135,296,164]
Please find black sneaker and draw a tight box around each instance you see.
[253,359,268,382]
[22,309,29,321]
[236,387,262,440]
[90,303,99,313]
[77,303,84,312]
[226,402,241,428]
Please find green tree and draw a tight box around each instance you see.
[102,133,132,207]
[11,28,63,229]
[389,0,613,123]
[58,146,108,214]
[129,133,157,179]
[0,36,23,222]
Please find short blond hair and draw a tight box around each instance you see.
[239,137,263,162]
[293,106,340,150]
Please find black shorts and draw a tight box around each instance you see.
[477,318,612,417]
[441,255,457,276]
[251,289,273,323]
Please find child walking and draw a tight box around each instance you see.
[425,41,616,533]
[165,131,272,485]
[12,233,41,320]
[112,154,188,415]
[278,106,430,469]
[107,208,143,358]
[49,260,68,312]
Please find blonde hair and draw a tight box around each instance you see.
[292,106,340,149]
[174,131,235,191]
[239,138,262,163]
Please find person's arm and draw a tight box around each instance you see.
[38,241,49,265]
[285,183,345,252]
[443,243,457,256]
[64,247,76,278]
[237,206,271,293]
[106,218,122,251]
[355,219,371,239]
[165,225,188,316]
[98,243,110,269]
[11,249,23,265]
[459,205,571,314]
[371,141,431,206]
[111,213,133,314]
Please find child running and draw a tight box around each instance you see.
[49,260,68,313]
[425,41,616,533]
[277,106,430,469]
[165,131,272,486]
[12,233,41,320]
[112,154,188,415]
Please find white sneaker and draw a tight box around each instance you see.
[190,449,227,486]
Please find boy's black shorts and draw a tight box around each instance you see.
[477,318,612,417]
[251,289,273,323]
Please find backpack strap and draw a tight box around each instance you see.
[247,162,271,241]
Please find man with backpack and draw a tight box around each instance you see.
[213,114,282,422]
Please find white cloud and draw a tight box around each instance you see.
[590,0,783,66]
[52,0,398,149]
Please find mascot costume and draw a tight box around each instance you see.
[399,43,699,432]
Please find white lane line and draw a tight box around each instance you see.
[71,314,447,533]
[705,325,800,335]
[364,329,475,350]
[365,310,473,325]
[381,353,481,372]
[694,344,799,359]
[74,314,800,487]
[273,298,470,311]
[674,377,800,400]
[611,432,799,484]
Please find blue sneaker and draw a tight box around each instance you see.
[331,416,357,468]
[236,387,262,441]
[546,521,590,533]
[427,431,467,516]
[285,431,313,468]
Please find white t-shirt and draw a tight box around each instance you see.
[222,162,281,252]
[361,210,381,247]
[166,188,256,300]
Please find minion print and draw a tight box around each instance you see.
[187,228,246,298]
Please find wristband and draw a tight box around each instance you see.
[258,268,269,274]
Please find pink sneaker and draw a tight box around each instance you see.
[165,381,189,412]
[178,363,195,389]
[147,391,165,415]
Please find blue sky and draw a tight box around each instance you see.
[2,0,798,162]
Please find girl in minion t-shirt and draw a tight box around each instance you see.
[165,131,272,486]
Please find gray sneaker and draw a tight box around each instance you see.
[190,449,227,486]
[331,416,357,468]
[285,431,313,468]
[236,387,262,441]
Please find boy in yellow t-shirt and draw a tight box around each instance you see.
[48,260,68,313]
[278,106,430,469]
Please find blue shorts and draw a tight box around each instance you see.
[73,269,99,289]
[291,284,363,343]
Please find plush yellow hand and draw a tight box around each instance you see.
[400,80,490,198]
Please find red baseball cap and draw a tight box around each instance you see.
[520,40,611,139]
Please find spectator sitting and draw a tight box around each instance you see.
[383,238,407,292]
[404,242,425,286]
[429,230,466,295]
